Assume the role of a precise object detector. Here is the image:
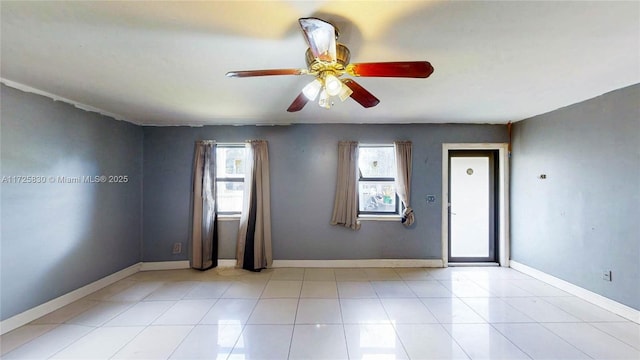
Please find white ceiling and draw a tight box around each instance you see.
[1,1,638,126]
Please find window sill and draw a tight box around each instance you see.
[218,214,241,221]
[358,214,401,222]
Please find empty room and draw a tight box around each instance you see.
[1,1,638,359]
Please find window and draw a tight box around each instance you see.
[358,145,399,215]
[216,145,245,214]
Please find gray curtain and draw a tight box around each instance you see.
[394,141,414,226]
[330,141,361,230]
[190,140,218,270]
[236,140,272,271]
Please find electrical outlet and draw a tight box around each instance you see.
[602,270,612,281]
[426,195,436,203]
[172,242,182,254]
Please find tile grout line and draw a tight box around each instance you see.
[462,270,594,360]
[3,267,637,359]
[106,325,147,360]
[389,268,424,359]
[286,269,306,360]
[220,273,264,359]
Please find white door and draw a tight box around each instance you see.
[449,151,496,262]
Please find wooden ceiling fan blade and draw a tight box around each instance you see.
[346,61,434,78]
[286,92,309,112]
[298,17,337,62]
[342,79,380,108]
[226,69,305,78]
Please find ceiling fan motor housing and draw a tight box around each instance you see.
[305,44,351,75]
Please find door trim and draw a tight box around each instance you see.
[441,143,510,267]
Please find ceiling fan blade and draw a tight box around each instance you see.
[286,92,309,112]
[346,61,434,78]
[226,69,305,78]
[342,79,380,108]
[298,17,337,62]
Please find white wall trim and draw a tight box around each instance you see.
[0,263,141,335]
[0,258,444,334]
[0,78,135,125]
[139,260,190,271]
[271,259,443,268]
[510,260,640,324]
[184,259,443,268]
[441,143,510,268]
[217,259,238,267]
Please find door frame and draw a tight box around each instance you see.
[441,143,510,267]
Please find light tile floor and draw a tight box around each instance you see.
[1,267,639,359]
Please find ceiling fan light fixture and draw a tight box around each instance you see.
[324,74,342,96]
[302,78,323,101]
[318,88,331,109]
[338,82,353,101]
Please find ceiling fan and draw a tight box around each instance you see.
[226,17,434,112]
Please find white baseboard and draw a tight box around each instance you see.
[194,259,444,268]
[139,260,237,270]
[216,259,444,268]
[217,259,238,267]
[510,260,640,324]
[0,263,141,335]
[449,262,500,267]
[139,260,190,271]
[0,258,444,334]
[271,259,444,268]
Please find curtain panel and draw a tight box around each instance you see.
[190,140,218,270]
[394,141,414,226]
[330,141,361,230]
[236,140,272,271]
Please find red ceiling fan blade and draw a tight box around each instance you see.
[286,92,309,112]
[346,61,434,78]
[299,17,337,62]
[226,69,305,78]
[342,79,380,108]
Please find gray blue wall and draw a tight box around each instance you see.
[510,84,640,310]
[142,124,508,262]
[4,78,638,321]
[0,85,143,320]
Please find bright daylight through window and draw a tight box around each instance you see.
[216,145,245,214]
[358,145,399,215]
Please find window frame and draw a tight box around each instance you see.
[357,144,401,217]
[215,143,246,216]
